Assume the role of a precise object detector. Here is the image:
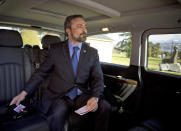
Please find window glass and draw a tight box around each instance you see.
[87,32,131,66]
[21,29,41,47]
[148,34,181,76]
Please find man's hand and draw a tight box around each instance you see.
[10,91,27,106]
[86,97,98,112]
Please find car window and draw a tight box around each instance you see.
[147,33,181,76]
[87,32,131,66]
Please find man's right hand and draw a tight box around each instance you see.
[10,91,27,106]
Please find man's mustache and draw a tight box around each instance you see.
[80,32,87,36]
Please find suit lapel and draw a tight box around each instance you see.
[76,43,88,78]
[62,41,88,80]
[62,41,74,78]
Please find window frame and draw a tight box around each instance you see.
[141,27,181,76]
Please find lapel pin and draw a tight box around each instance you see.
[83,50,87,53]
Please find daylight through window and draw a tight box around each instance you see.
[87,32,131,66]
[148,34,181,76]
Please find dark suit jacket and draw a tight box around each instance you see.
[24,40,104,113]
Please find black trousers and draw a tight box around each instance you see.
[46,93,111,131]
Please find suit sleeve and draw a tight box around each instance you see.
[23,48,54,95]
[90,49,104,98]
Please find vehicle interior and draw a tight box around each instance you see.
[0,0,181,131]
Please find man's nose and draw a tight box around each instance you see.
[82,27,87,33]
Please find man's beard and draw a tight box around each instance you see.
[71,32,87,42]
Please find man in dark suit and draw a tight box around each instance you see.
[10,14,110,131]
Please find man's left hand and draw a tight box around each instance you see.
[86,97,98,112]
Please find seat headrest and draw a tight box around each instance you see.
[41,35,61,49]
[33,45,40,49]
[0,29,23,47]
[23,44,32,48]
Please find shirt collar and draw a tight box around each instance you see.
[68,40,82,50]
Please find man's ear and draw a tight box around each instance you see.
[66,28,70,36]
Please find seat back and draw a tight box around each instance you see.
[23,44,35,74]
[41,35,61,49]
[32,45,41,70]
[0,30,50,131]
[0,29,31,105]
[41,35,61,63]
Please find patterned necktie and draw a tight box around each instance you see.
[66,46,79,100]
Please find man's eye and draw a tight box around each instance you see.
[77,25,82,28]
[77,25,87,28]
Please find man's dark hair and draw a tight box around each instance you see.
[64,14,85,38]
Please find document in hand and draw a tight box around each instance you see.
[74,105,90,115]
[13,104,26,113]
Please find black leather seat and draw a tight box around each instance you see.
[41,35,61,63]
[0,29,49,131]
[23,44,34,74]
[41,35,61,49]
[0,29,32,105]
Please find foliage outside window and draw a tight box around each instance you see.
[87,32,131,66]
[148,34,181,76]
